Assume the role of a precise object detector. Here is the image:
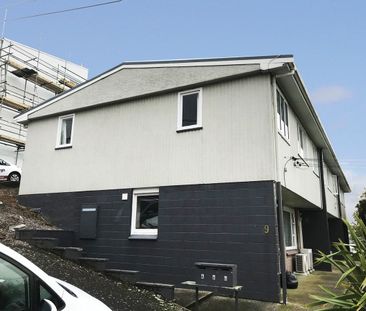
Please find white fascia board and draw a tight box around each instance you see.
[291,71,351,192]
[15,56,294,123]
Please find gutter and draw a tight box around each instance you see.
[291,72,350,192]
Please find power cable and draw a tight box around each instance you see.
[11,0,122,21]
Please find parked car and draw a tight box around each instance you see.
[0,243,111,311]
[0,159,21,182]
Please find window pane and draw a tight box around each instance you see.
[276,92,281,129]
[136,195,159,229]
[0,257,30,310]
[283,211,292,247]
[280,99,285,130]
[40,284,64,309]
[182,93,198,127]
[284,104,289,138]
[60,118,73,145]
[313,148,319,174]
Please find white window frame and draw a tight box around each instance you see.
[283,207,297,250]
[177,88,202,131]
[332,174,338,194]
[56,114,75,148]
[312,145,319,175]
[130,188,159,237]
[297,123,305,158]
[276,88,289,140]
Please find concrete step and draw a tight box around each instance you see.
[51,246,83,260]
[29,237,59,249]
[136,281,175,301]
[15,229,75,246]
[104,269,139,283]
[78,257,109,271]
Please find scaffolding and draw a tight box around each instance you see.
[0,38,87,161]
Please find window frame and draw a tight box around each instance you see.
[130,188,159,238]
[0,252,65,311]
[0,255,32,310]
[55,114,75,149]
[297,122,305,158]
[276,88,290,141]
[177,88,203,132]
[283,207,297,251]
[312,145,319,176]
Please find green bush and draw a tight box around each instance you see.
[309,217,366,310]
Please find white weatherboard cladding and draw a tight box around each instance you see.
[19,75,275,195]
[276,100,322,208]
[28,64,260,119]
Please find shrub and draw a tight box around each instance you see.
[309,217,366,310]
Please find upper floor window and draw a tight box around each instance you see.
[130,188,159,238]
[312,146,319,175]
[56,114,74,148]
[332,175,338,194]
[177,88,202,132]
[276,90,289,140]
[297,123,305,157]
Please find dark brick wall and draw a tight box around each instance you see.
[19,180,281,302]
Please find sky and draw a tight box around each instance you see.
[1,0,365,218]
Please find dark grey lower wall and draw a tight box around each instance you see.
[328,217,349,258]
[301,210,332,271]
[19,180,281,302]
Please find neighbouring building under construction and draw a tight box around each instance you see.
[0,37,88,166]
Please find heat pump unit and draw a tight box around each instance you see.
[295,253,309,274]
[301,248,314,272]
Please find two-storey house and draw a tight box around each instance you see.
[15,55,350,303]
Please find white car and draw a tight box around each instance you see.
[0,159,21,182]
[0,243,112,311]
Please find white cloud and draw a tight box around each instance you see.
[312,85,352,104]
[344,169,366,222]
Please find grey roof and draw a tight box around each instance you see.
[16,55,293,122]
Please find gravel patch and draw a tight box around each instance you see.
[0,183,184,311]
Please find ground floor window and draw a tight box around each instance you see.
[130,188,159,237]
[283,207,297,250]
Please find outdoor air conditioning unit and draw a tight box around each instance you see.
[301,248,314,272]
[295,253,309,274]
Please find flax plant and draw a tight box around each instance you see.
[309,217,366,310]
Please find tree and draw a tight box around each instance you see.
[309,217,366,310]
[356,190,366,224]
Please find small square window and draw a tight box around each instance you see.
[130,188,159,237]
[56,114,74,148]
[177,88,202,131]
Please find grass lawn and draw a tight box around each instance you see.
[286,270,342,308]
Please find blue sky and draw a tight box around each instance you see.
[2,0,365,217]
